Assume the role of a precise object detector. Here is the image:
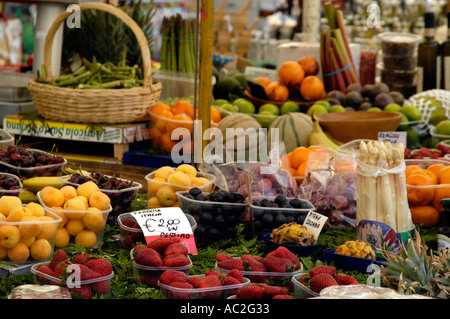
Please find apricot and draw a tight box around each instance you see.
[64,198,87,219]
[176,164,197,178]
[76,181,100,200]
[18,215,42,238]
[19,235,36,248]
[167,171,191,187]
[60,185,78,203]
[82,211,104,231]
[0,225,20,248]
[154,166,176,180]
[148,177,167,197]
[65,219,85,236]
[41,187,65,208]
[148,196,162,209]
[75,230,97,248]
[7,242,29,262]
[30,238,52,261]
[36,216,58,241]
[156,186,177,207]
[54,228,70,248]
[0,196,22,216]
[88,191,111,211]
[26,202,46,217]
[7,206,25,222]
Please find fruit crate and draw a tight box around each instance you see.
[0,172,23,197]
[30,261,114,299]
[0,148,67,179]
[0,209,62,263]
[36,192,112,249]
[59,174,143,224]
[159,274,250,299]
[176,191,248,241]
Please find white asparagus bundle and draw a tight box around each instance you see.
[393,145,414,232]
[365,141,378,222]
[356,140,368,225]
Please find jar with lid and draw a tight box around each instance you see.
[438,198,450,251]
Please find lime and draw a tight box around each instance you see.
[428,107,447,126]
[384,103,402,112]
[314,100,331,111]
[212,99,230,107]
[396,113,409,131]
[306,104,328,116]
[280,101,300,114]
[406,127,419,148]
[367,107,382,112]
[256,111,277,128]
[233,99,255,114]
[259,103,280,116]
[400,105,422,121]
[436,120,450,136]
[220,103,238,113]
[329,105,346,113]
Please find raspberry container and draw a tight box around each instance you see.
[59,174,143,224]
[37,191,112,249]
[117,212,197,248]
[159,274,250,299]
[291,273,319,299]
[30,261,114,299]
[145,170,215,208]
[0,149,67,178]
[0,172,23,197]
[176,191,248,241]
[130,248,193,288]
[0,209,62,263]
[9,284,72,299]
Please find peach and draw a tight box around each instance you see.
[88,191,111,211]
[0,196,22,216]
[0,225,20,248]
[7,242,29,262]
[176,164,197,178]
[41,187,65,208]
[154,166,176,180]
[156,186,177,207]
[76,181,100,200]
[30,238,52,261]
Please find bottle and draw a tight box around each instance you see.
[441,12,450,90]
[417,12,440,92]
[438,198,450,251]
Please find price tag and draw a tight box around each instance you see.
[378,131,407,147]
[303,211,328,241]
[131,207,197,255]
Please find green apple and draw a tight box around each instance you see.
[259,103,280,116]
[306,104,328,116]
[367,107,382,112]
[220,103,238,113]
[400,105,422,121]
[384,103,402,112]
[314,100,332,111]
[212,99,230,107]
[233,99,255,114]
[256,111,276,128]
[329,105,346,113]
[280,101,300,114]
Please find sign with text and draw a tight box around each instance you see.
[303,211,328,241]
[378,131,407,147]
[131,207,197,255]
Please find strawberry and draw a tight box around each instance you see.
[217,258,245,271]
[242,255,267,272]
[169,282,194,299]
[164,242,188,257]
[199,275,223,298]
[236,283,265,299]
[437,143,448,154]
[78,264,101,281]
[134,244,147,253]
[309,265,336,278]
[262,284,288,299]
[140,274,160,287]
[299,273,310,284]
[54,261,70,279]
[188,276,203,288]
[92,280,109,295]
[334,273,359,285]
[49,249,68,271]
[216,253,233,263]
[159,270,189,285]
[263,256,296,272]
[162,254,190,267]
[85,258,113,277]
[223,275,241,286]
[72,253,93,265]
[147,237,180,254]
[419,147,432,158]
[204,269,224,279]
[227,269,245,283]
[135,248,163,267]
[267,247,301,270]
[310,273,338,294]
[121,218,136,228]
[69,285,92,299]
[36,265,55,284]
[272,294,293,299]
[124,235,135,248]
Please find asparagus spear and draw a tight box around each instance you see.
[385,142,398,230]
[394,144,414,233]
[378,144,397,230]
[356,140,369,225]
[365,141,378,222]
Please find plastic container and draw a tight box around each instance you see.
[382,53,417,71]
[0,209,62,263]
[130,248,193,288]
[323,248,385,274]
[159,274,250,299]
[378,32,421,57]
[59,174,143,223]
[0,172,23,197]
[215,258,303,291]
[118,212,197,248]
[262,232,317,257]
[145,170,215,208]
[377,63,417,84]
[37,191,112,249]
[337,139,377,155]
[0,129,14,149]
[177,191,247,241]
[0,149,67,178]
[9,284,72,299]
[430,126,450,147]
[291,273,319,299]
[30,261,114,299]
[152,70,196,101]
[248,196,315,236]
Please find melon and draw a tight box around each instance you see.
[268,112,313,154]
[216,113,265,162]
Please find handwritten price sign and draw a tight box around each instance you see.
[131,207,197,255]
[303,211,328,241]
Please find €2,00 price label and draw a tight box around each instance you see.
[131,207,197,255]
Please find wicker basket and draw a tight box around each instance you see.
[28,2,162,124]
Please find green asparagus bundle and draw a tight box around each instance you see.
[38,54,144,89]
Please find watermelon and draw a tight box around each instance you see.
[268,112,313,153]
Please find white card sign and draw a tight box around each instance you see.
[303,211,328,240]
[378,131,407,147]
[131,207,197,255]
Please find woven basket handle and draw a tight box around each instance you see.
[43,2,153,89]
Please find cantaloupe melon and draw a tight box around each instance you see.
[268,112,313,154]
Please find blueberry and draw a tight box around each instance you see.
[184,194,195,200]
[189,203,202,215]
[274,195,287,206]
[219,190,229,200]
[268,203,279,208]
[260,199,271,207]
[286,215,296,223]
[252,208,264,218]
[227,192,238,203]
[297,214,306,224]
[196,194,208,201]
[215,214,226,226]
[252,201,261,206]
[216,192,227,202]
[282,203,293,209]
[201,212,213,223]
[189,187,202,198]
[236,193,245,203]
[274,213,287,225]
[261,213,274,226]
[289,198,303,208]
[208,192,219,202]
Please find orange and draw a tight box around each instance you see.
[161,133,177,154]
[296,161,308,177]
[172,100,194,119]
[411,169,438,185]
[299,75,326,101]
[265,82,289,102]
[278,61,305,88]
[155,109,174,133]
[166,114,194,136]
[426,163,446,180]
[290,147,311,169]
[210,107,221,124]
[254,77,272,89]
[406,173,436,206]
[405,165,423,178]
[149,127,163,147]
[298,56,319,76]
[289,168,297,177]
[431,186,450,212]
[438,166,450,184]
[150,102,171,116]
[410,205,440,228]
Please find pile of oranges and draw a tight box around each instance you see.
[405,162,450,227]
[282,145,331,183]
[149,100,221,154]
